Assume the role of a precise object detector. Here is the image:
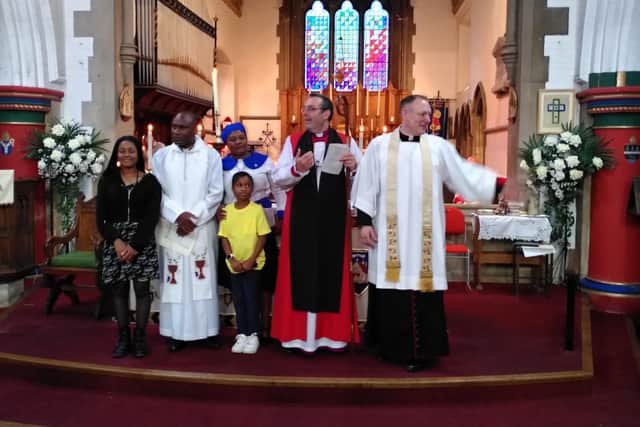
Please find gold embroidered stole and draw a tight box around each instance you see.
[385,130,434,291]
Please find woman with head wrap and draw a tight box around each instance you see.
[219,123,286,340]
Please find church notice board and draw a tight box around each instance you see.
[537,89,575,134]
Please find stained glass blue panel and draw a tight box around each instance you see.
[333,1,359,92]
[363,1,389,91]
[305,1,330,91]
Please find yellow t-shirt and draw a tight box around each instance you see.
[218,201,271,273]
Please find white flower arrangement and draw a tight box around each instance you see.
[27,118,108,232]
[520,124,613,240]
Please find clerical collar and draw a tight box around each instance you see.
[399,131,421,142]
[311,130,329,142]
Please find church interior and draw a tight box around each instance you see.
[0,0,639,425]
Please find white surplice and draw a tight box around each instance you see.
[352,133,496,291]
[152,137,223,340]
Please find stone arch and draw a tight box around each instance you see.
[470,82,487,164]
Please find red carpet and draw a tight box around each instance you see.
[0,284,583,378]
[0,283,638,426]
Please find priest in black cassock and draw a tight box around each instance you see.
[352,95,503,372]
[271,94,362,353]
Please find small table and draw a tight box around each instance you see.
[472,214,553,290]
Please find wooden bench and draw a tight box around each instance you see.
[41,194,104,315]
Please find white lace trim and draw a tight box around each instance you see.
[477,214,552,242]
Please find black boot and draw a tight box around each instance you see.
[112,327,131,358]
[133,328,148,358]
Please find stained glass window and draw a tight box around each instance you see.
[333,1,359,92]
[304,1,330,91]
[363,1,389,91]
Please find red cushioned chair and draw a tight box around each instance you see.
[445,206,471,290]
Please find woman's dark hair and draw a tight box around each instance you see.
[103,135,145,176]
[232,171,253,187]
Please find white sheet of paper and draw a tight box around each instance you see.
[321,143,349,175]
[155,218,196,256]
[521,244,555,258]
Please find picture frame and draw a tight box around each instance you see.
[537,89,576,134]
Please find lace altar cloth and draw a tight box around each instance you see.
[476,214,552,243]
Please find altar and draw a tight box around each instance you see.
[472,213,554,291]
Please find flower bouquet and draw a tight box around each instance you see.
[519,124,613,241]
[26,119,108,232]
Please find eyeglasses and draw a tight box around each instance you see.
[301,106,324,113]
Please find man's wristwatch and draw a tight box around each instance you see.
[226,253,234,260]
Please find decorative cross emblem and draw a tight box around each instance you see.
[546,98,566,124]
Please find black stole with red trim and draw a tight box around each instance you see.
[289,128,346,313]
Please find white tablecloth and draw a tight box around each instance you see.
[476,214,552,243]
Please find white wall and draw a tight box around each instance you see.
[412,0,459,99]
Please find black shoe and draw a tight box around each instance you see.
[133,328,148,358]
[168,338,186,352]
[112,327,131,358]
[406,356,438,373]
[203,336,222,349]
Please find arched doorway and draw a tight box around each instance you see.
[470,83,487,164]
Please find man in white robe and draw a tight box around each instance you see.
[152,111,223,351]
[352,95,501,371]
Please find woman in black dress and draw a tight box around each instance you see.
[96,135,161,358]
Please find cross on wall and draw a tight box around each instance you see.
[546,98,566,124]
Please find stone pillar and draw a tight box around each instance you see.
[0,86,63,274]
[577,71,640,315]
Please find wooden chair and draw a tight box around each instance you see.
[41,194,103,315]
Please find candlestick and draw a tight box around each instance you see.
[365,89,369,116]
[328,82,333,102]
[211,67,222,143]
[146,124,153,170]
[358,124,364,149]
[356,86,360,117]
[376,90,381,116]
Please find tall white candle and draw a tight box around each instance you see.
[376,90,381,116]
[365,89,369,116]
[212,68,221,142]
[356,86,360,117]
[146,124,153,170]
[358,124,364,149]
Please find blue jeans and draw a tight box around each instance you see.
[230,270,260,335]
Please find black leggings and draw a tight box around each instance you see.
[112,280,151,330]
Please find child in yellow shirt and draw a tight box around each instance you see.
[218,172,271,354]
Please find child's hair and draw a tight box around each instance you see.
[232,171,254,187]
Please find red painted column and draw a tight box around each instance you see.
[0,86,63,272]
[577,74,640,315]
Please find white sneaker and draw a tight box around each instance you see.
[232,334,247,353]
[243,333,260,354]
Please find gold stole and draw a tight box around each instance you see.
[385,130,434,292]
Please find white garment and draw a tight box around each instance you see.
[222,155,286,226]
[272,133,362,191]
[352,133,496,291]
[152,137,223,340]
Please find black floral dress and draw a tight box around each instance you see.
[96,173,162,286]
